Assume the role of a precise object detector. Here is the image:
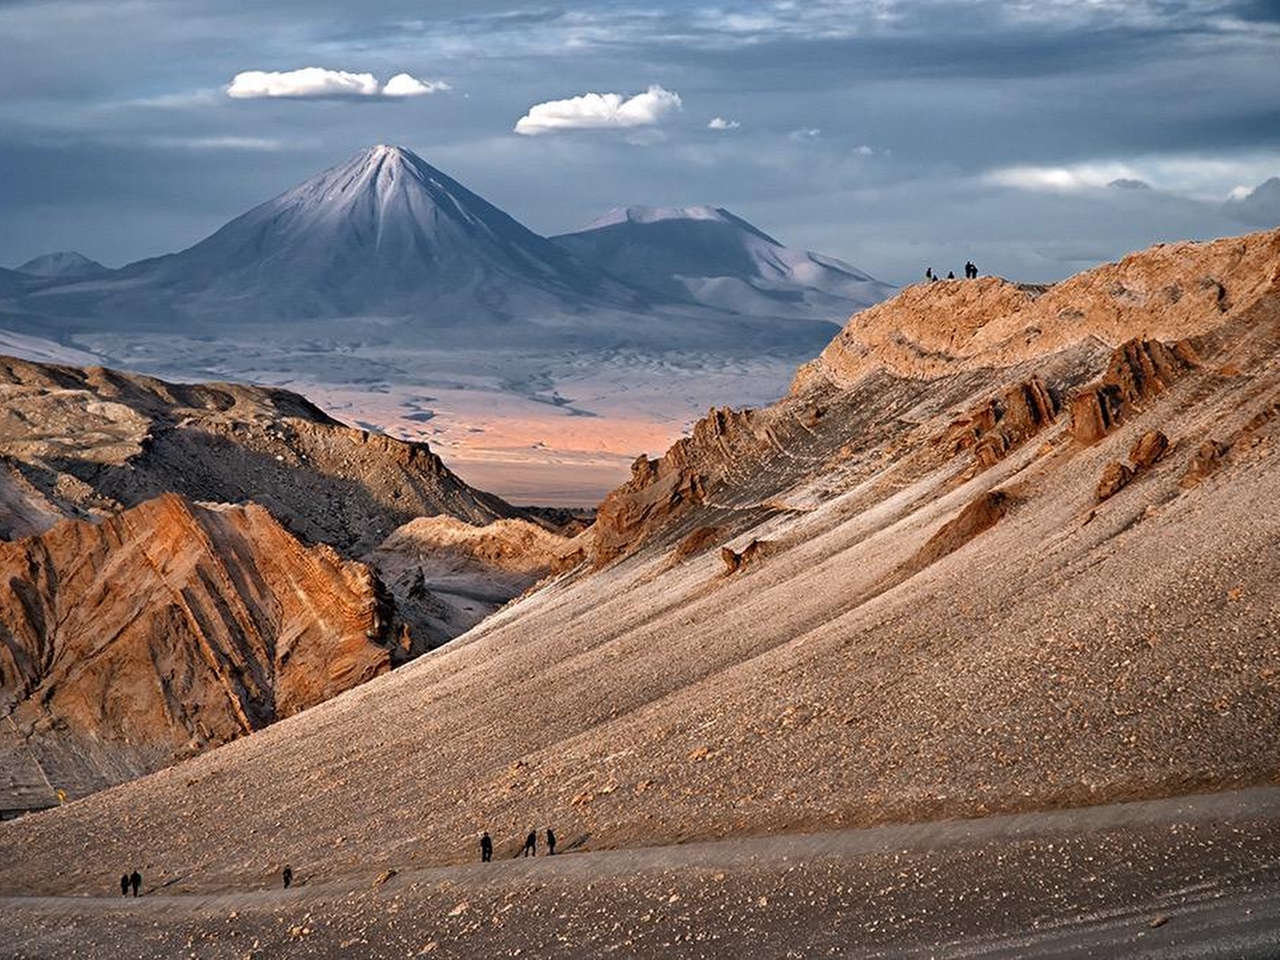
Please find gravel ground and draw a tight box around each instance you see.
[3,785,1278,959]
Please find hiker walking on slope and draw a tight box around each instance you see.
[522,829,537,857]
[119,873,129,897]
[129,870,142,897]
[282,865,293,889]
[480,831,493,863]
[546,827,557,856]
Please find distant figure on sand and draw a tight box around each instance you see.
[925,267,934,281]
[282,865,293,889]
[965,260,978,279]
[546,827,557,856]
[129,870,141,897]
[522,830,537,857]
[480,831,493,863]
[120,873,129,897]
[947,270,955,279]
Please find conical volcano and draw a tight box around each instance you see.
[92,145,640,323]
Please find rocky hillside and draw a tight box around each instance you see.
[0,493,412,808]
[593,228,1280,561]
[1,228,1277,896]
[0,358,575,807]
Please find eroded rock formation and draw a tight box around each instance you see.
[0,493,407,805]
[1070,339,1198,443]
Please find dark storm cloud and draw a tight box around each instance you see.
[0,0,1276,282]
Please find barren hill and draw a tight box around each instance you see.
[0,354,514,551]
[1,228,1278,897]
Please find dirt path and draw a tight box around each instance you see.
[3,785,1278,958]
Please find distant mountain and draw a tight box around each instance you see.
[0,265,31,296]
[15,250,110,279]
[553,205,894,322]
[35,145,642,327]
[1225,177,1280,227]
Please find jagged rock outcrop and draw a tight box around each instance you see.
[905,490,1013,572]
[1129,430,1170,469]
[593,407,768,564]
[0,493,408,806]
[1069,339,1198,443]
[0,355,516,552]
[945,377,1057,469]
[1095,461,1135,501]
[719,539,775,575]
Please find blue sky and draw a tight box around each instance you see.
[1,0,1278,284]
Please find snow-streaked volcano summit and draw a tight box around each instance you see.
[553,204,894,321]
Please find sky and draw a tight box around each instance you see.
[1,0,1278,285]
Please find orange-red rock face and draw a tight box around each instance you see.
[0,493,402,803]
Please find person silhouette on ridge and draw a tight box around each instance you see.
[480,831,493,863]
[546,827,557,856]
[120,873,130,897]
[129,870,142,897]
[522,829,537,857]
[283,865,293,889]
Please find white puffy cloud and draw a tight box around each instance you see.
[788,128,822,141]
[227,68,380,99]
[381,73,451,97]
[514,85,682,136]
[708,117,740,130]
[226,68,450,100]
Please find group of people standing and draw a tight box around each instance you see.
[925,261,980,282]
[118,870,142,897]
[480,826,556,861]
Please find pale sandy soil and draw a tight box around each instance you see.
[2,786,1278,958]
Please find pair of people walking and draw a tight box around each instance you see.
[118,870,141,897]
[522,827,555,857]
[479,827,556,861]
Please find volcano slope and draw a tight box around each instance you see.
[2,229,1279,901]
